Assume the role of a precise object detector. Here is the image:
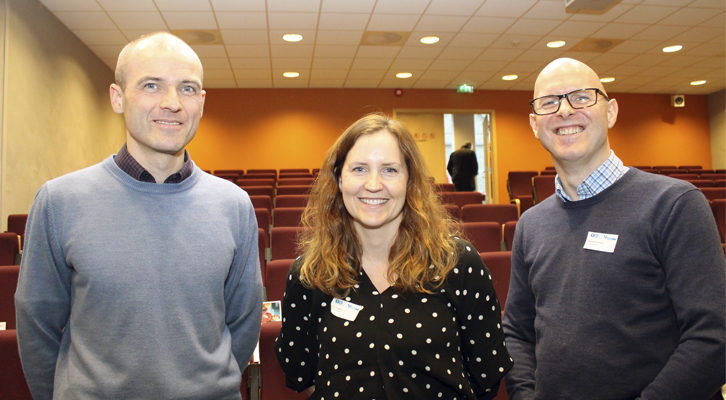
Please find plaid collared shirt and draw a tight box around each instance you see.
[555,151,629,201]
[114,143,193,183]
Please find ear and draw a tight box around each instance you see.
[109,84,124,114]
[606,98,618,129]
[529,113,539,140]
[199,90,206,117]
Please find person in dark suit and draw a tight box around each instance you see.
[447,142,479,191]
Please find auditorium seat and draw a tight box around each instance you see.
[687,180,715,188]
[678,165,701,170]
[659,169,681,176]
[258,229,267,286]
[0,265,20,330]
[653,165,676,171]
[236,178,275,188]
[214,169,244,178]
[255,208,272,238]
[279,169,310,174]
[503,221,517,251]
[249,196,273,215]
[435,183,456,192]
[461,204,518,225]
[276,185,312,196]
[0,330,33,400]
[701,188,726,201]
[214,173,239,182]
[6,214,28,249]
[714,180,725,187]
[0,233,20,266]
[701,173,726,181]
[239,186,275,199]
[278,173,313,179]
[273,207,305,227]
[265,259,295,302]
[631,166,651,170]
[454,222,502,253]
[258,321,308,400]
[480,251,512,308]
[247,169,277,175]
[532,176,556,204]
[669,174,699,180]
[443,204,460,221]
[711,199,725,243]
[239,173,276,182]
[507,171,538,201]
[277,178,314,187]
[539,170,556,176]
[275,195,309,208]
[544,166,555,170]
[271,227,305,261]
[439,191,484,209]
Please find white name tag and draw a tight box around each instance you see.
[583,231,619,253]
[330,298,364,321]
[0,322,5,330]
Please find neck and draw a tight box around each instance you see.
[126,139,185,183]
[554,150,611,200]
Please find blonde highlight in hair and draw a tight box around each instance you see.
[298,114,460,297]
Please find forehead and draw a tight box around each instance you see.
[346,130,403,162]
[534,65,602,98]
[124,41,202,83]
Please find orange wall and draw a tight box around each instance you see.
[190,88,712,204]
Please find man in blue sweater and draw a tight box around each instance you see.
[503,58,725,399]
[15,32,263,399]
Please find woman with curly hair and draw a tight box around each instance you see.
[275,114,512,399]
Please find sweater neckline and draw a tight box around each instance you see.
[556,168,638,209]
[103,155,201,194]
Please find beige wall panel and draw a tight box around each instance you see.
[708,90,725,170]
[395,113,446,184]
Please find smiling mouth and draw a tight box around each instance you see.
[155,120,181,125]
[555,126,583,136]
[360,198,388,205]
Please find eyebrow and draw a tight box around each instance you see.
[135,76,202,88]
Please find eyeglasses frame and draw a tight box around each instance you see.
[529,88,610,115]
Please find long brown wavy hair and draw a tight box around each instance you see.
[298,114,460,297]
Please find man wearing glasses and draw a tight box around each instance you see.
[503,58,725,400]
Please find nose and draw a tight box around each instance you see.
[365,171,382,192]
[160,89,182,112]
[556,97,576,118]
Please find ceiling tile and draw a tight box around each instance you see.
[415,15,470,32]
[122,29,171,40]
[689,57,725,69]
[489,34,542,50]
[637,65,683,77]
[437,46,484,60]
[268,12,320,30]
[314,45,358,58]
[271,57,313,68]
[390,59,431,69]
[700,13,725,28]
[344,80,381,88]
[446,33,497,48]
[630,24,690,41]
[591,23,649,39]
[475,0,537,18]
[189,44,227,58]
[318,13,370,31]
[515,49,564,62]
[461,16,517,34]
[614,5,679,24]
[155,0,211,11]
[587,52,637,66]
[210,0,266,12]
[162,12,218,30]
[455,70,496,82]
[554,20,608,38]
[205,68,235,80]
[688,0,726,8]
[220,29,269,45]
[72,29,128,46]
[267,0,322,12]
[351,58,393,69]
[356,46,401,57]
[668,26,725,43]
[463,59,510,71]
[321,0,376,13]
[204,79,238,88]
[39,0,101,12]
[54,12,116,30]
[505,19,562,36]
[87,44,125,58]
[216,12,268,30]
[199,57,231,69]
[229,57,271,68]
[397,46,444,59]
[477,48,525,61]
[640,0,696,6]
[236,79,274,88]
[569,4,634,22]
[556,51,602,62]
[607,40,660,54]
[522,1,572,20]
[96,0,156,12]
[108,12,167,30]
[315,30,364,45]
[312,58,354,69]
[308,79,348,88]
[428,59,473,71]
[659,7,719,26]
[310,69,349,79]
[234,69,274,79]
[425,0,485,16]
[373,0,430,15]
[270,44,315,57]
[268,30,317,44]
[367,13,421,31]
[404,33,455,46]
[420,70,459,80]
[347,69,386,79]
[226,45,270,57]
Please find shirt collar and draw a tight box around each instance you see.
[555,150,629,201]
[114,143,193,184]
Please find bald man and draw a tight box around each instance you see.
[502,58,725,400]
[15,32,262,400]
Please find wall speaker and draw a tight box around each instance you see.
[671,95,685,107]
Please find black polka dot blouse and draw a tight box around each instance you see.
[275,239,513,400]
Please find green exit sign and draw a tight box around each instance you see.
[457,84,474,93]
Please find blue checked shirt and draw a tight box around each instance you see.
[555,151,629,201]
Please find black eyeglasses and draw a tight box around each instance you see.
[530,88,609,115]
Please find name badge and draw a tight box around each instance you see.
[331,298,364,321]
[583,231,619,253]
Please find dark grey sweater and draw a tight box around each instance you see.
[503,168,725,400]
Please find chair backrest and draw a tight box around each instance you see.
[669,174,699,180]
[214,173,239,182]
[239,186,275,199]
[0,233,20,266]
[0,265,20,330]
[532,176,556,204]
[7,214,28,249]
[275,195,310,208]
[279,169,310,174]
[439,191,484,209]
[454,222,502,253]
[265,259,295,302]
[240,173,276,182]
[258,228,267,287]
[214,169,245,178]
[237,178,276,188]
[659,169,681,176]
[249,196,273,215]
[678,165,701,170]
[686,180,715,188]
[255,208,272,237]
[0,330,33,400]
[701,173,726,181]
[539,170,556,176]
[276,185,312,196]
[507,171,538,200]
[653,165,676,171]
[544,166,555,170]
[247,169,277,175]
[715,180,726,188]
[442,204,460,221]
[273,207,305,227]
[503,221,517,251]
[480,251,512,308]
[435,183,456,192]
[701,188,726,201]
[258,321,309,400]
[711,199,725,244]
[278,173,313,179]
[461,204,518,225]
[271,227,305,261]
[277,178,315,187]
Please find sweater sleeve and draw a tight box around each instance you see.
[224,199,264,373]
[14,184,72,400]
[639,189,726,400]
[448,241,513,400]
[502,222,537,400]
[275,258,318,392]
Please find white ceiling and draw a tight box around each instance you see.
[39,0,725,94]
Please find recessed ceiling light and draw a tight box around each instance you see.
[420,36,440,44]
[546,40,566,48]
[396,72,413,79]
[662,45,682,53]
[600,77,615,83]
[502,75,518,81]
[282,34,303,42]
[690,80,707,85]
[283,72,300,78]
